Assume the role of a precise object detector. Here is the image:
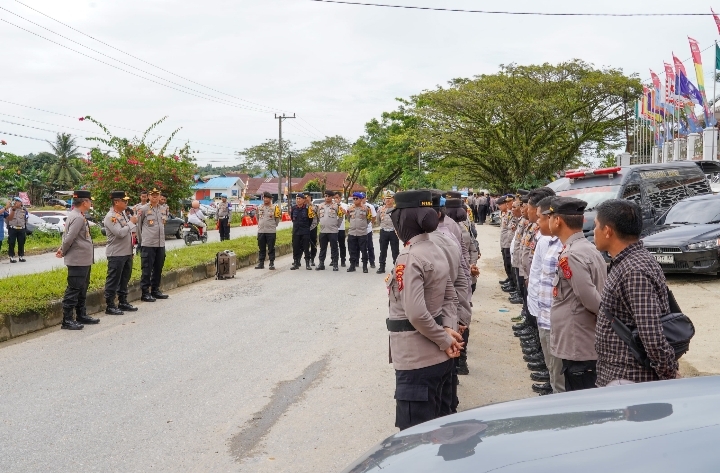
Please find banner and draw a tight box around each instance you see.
[18,192,30,206]
[713,8,720,34]
[676,70,704,105]
[664,62,675,100]
[687,37,715,126]
[673,53,687,76]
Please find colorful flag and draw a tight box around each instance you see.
[673,53,687,76]
[676,70,704,105]
[688,37,715,126]
[712,8,720,34]
[716,43,720,70]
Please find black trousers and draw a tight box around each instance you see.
[140,246,165,292]
[318,232,339,264]
[347,234,368,266]
[395,359,454,431]
[292,233,311,262]
[337,229,346,262]
[562,359,598,391]
[478,205,488,224]
[378,230,399,267]
[258,233,277,262]
[471,205,479,223]
[366,232,375,264]
[310,227,318,260]
[501,248,513,281]
[7,227,26,257]
[63,265,91,311]
[218,217,231,241]
[104,255,133,301]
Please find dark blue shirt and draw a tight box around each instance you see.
[291,205,311,235]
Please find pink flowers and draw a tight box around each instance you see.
[0,140,6,145]
[126,158,140,165]
[173,155,179,162]
[78,117,85,121]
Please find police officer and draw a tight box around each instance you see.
[386,190,464,431]
[334,192,349,267]
[544,197,607,391]
[103,191,139,315]
[477,192,489,224]
[309,197,320,266]
[364,196,377,268]
[376,190,399,274]
[290,193,315,270]
[133,190,148,214]
[255,191,281,270]
[7,197,28,263]
[217,193,231,241]
[56,190,99,330]
[137,188,169,301]
[316,190,344,271]
[346,192,372,273]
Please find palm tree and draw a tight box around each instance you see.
[46,133,83,189]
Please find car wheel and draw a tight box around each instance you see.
[176,227,183,239]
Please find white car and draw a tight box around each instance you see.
[40,215,67,233]
[198,203,217,217]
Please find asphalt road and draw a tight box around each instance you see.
[0,222,293,278]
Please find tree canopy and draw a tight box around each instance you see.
[46,133,84,189]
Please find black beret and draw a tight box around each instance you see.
[445,198,462,208]
[520,195,529,204]
[324,190,335,197]
[394,190,434,209]
[496,196,508,205]
[110,191,130,200]
[295,192,306,198]
[541,197,587,216]
[516,189,530,197]
[262,191,273,198]
[72,190,93,200]
[445,191,462,199]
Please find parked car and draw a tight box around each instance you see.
[198,203,216,217]
[341,376,720,473]
[99,215,184,239]
[45,198,70,208]
[547,162,713,242]
[642,193,720,274]
[40,215,67,233]
[25,213,46,235]
[489,210,501,226]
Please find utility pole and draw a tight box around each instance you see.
[275,113,295,207]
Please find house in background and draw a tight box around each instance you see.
[192,176,246,204]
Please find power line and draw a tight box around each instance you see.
[309,0,720,16]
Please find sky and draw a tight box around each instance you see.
[2,0,720,166]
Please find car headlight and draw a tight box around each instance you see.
[687,238,720,250]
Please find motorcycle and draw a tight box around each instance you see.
[183,221,208,246]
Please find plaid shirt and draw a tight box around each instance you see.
[596,241,678,386]
[537,237,562,330]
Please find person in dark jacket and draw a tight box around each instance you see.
[290,193,316,270]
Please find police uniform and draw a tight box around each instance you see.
[137,188,168,301]
[60,190,98,330]
[309,200,320,265]
[217,196,232,241]
[6,199,28,262]
[498,196,514,285]
[345,192,373,272]
[543,197,607,391]
[365,200,377,268]
[377,191,400,273]
[316,190,344,271]
[386,190,458,431]
[103,191,138,315]
[256,191,281,270]
[290,193,316,270]
[336,198,349,267]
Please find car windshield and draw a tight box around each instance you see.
[663,199,720,224]
[43,217,60,224]
[557,185,621,211]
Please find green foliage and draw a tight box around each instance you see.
[414,60,642,192]
[236,139,307,178]
[46,133,83,189]
[300,135,352,172]
[85,116,197,213]
[303,178,322,192]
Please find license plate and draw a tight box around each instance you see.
[654,254,675,264]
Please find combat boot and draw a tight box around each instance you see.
[311,258,315,266]
[268,260,275,270]
[376,264,385,274]
[341,258,346,267]
[306,259,312,270]
[61,307,83,330]
[362,263,368,273]
[118,296,138,312]
[141,290,156,302]
[332,262,338,271]
[316,261,325,270]
[76,308,99,325]
[254,260,265,269]
[347,264,356,272]
[105,299,124,316]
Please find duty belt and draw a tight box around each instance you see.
[386,315,444,332]
[11,226,24,230]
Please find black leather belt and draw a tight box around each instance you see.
[387,315,444,332]
[11,226,24,230]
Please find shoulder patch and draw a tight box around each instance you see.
[395,264,405,292]
[558,256,572,279]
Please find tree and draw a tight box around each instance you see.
[85,116,197,213]
[236,139,307,178]
[46,133,83,189]
[303,178,322,193]
[414,60,643,192]
[300,135,351,172]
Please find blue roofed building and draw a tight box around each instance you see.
[192,176,246,204]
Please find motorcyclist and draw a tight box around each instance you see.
[187,200,207,236]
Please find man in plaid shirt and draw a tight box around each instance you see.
[594,199,678,386]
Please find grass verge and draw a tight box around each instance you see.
[0,228,292,322]
[0,227,107,257]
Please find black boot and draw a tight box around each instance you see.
[76,308,99,325]
[315,261,325,270]
[61,307,83,330]
[341,258,346,267]
[255,260,265,269]
[151,289,169,299]
[118,296,138,312]
[306,259,312,270]
[141,291,156,302]
[290,259,300,270]
[105,298,124,315]
[376,265,385,274]
[311,259,315,266]
[332,260,338,272]
[347,264,356,272]
[268,260,275,270]
[362,263,368,273]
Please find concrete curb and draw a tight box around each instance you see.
[0,243,293,343]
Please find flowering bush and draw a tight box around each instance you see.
[85,116,197,212]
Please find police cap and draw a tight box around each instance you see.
[445,191,462,199]
[541,196,587,216]
[263,191,273,198]
[110,191,130,200]
[394,190,434,209]
[445,198,463,208]
[148,188,161,195]
[72,190,93,200]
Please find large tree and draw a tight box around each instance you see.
[46,133,83,189]
[301,135,351,172]
[414,60,642,192]
[236,139,307,178]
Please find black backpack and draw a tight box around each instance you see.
[610,288,695,368]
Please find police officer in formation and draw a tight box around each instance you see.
[315,190,344,271]
[346,191,372,273]
[103,191,139,315]
[334,192,349,267]
[6,196,28,263]
[376,190,399,274]
[56,190,99,330]
[137,188,169,301]
[255,191,281,270]
[290,192,316,270]
[217,193,232,241]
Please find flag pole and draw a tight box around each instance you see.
[714,40,718,161]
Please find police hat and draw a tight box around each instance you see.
[110,191,130,200]
[445,191,462,199]
[445,198,463,208]
[324,190,335,197]
[541,196,587,216]
[295,192,306,199]
[148,188,161,195]
[72,190,94,200]
[394,190,434,209]
[520,194,530,204]
[352,191,366,199]
[263,191,273,198]
[516,189,530,197]
[383,190,395,198]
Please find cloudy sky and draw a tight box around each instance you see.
[2,0,720,165]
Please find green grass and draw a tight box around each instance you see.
[0,227,107,256]
[205,212,245,229]
[0,228,292,322]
